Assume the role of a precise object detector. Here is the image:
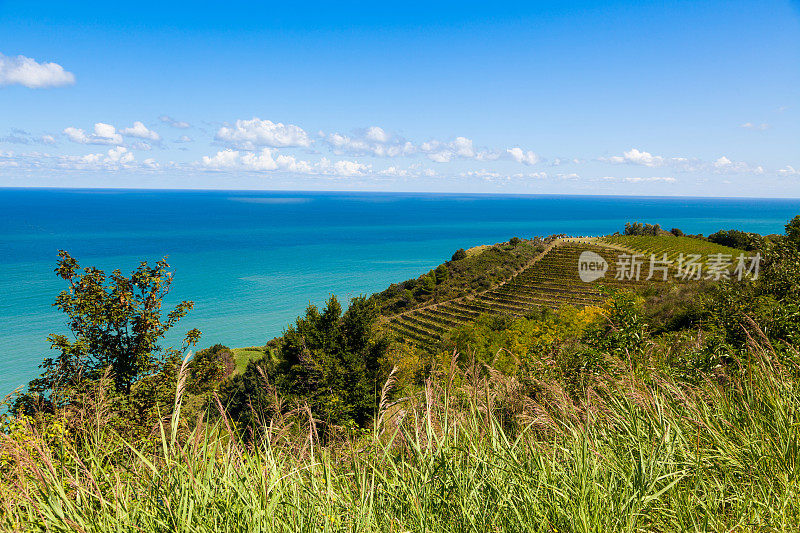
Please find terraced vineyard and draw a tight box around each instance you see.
[385,236,746,345]
[386,240,651,345]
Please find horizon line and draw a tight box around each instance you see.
[1,185,799,202]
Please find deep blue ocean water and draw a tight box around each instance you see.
[2,188,800,397]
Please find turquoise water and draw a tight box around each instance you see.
[2,188,799,396]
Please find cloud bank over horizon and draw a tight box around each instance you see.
[1,111,795,196]
[1,0,798,196]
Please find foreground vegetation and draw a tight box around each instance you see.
[3,341,799,532]
[3,218,800,531]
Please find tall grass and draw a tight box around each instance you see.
[2,344,799,532]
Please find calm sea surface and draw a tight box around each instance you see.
[2,188,799,396]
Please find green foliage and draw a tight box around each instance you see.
[451,248,467,261]
[419,273,436,293]
[222,295,390,431]
[640,281,714,333]
[581,289,650,375]
[710,239,800,350]
[186,344,233,395]
[371,239,543,316]
[6,344,800,532]
[708,228,762,250]
[670,227,684,237]
[217,353,274,430]
[786,214,800,246]
[433,264,448,284]
[624,221,662,236]
[705,217,800,353]
[20,251,200,412]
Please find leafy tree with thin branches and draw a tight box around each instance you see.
[22,251,200,411]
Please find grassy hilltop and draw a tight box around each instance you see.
[3,221,800,531]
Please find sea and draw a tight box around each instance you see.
[2,188,800,397]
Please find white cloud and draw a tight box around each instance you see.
[0,52,75,88]
[713,156,732,168]
[601,148,766,174]
[550,157,583,166]
[778,165,800,177]
[94,123,118,141]
[740,122,769,131]
[202,149,239,169]
[62,127,86,143]
[379,166,410,177]
[512,172,548,179]
[216,118,311,149]
[201,148,318,174]
[324,127,414,158]
[507,147,539,165]
[0,129,57,145]
[460,170,502,180]
[451,137,475,158]
[106,146,134,164]
[275,153,314,173]
[601,176,676,183]
[56,146,136,170]
[159,115,191,129]
[240,149,277,171]
[419,137,499,163]
[605,148,666,167]
[64,123,123,145]
[121,121,160,141]
[365,126,390,143]
[712,156,763,174]
[142,158,159,169]
[426,149,452,163]
[174,135,193,143]
[333,159,369,176]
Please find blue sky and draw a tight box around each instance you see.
[1,0,798,196]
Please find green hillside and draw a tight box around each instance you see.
[368,238,546,317]
[385,236,744,345]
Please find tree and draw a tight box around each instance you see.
[625,222,661,236]
[785,215,800,247]
[265,296,389,428]
[509,237,521,247]
[434,264,449,284]
[451,248,468,261]
[708,229,760,250]
[26,251,200,407]
[418,274,436,294]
